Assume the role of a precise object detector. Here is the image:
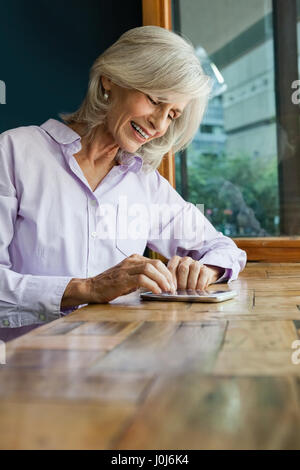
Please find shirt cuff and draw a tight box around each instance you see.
[21,275,74,320]
[214,268,232,284]
[60,303,89,316]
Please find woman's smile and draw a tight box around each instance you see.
[130,121,149,142]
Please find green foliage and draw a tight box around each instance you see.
[176,146,280,236]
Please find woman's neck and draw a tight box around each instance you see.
[68,122,120,168]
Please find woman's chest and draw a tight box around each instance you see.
[78,163,112,192]
[13,164,150,275]
[75,157,120,193]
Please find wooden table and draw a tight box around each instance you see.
[1,262,300,450]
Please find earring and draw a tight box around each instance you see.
[104,91,109,101]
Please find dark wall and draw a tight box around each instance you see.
[0,0,142,133]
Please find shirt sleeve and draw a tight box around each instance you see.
[214,268,231,283]
[146,171,247,283]
[0,142,74,327]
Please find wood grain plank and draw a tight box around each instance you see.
[1,349,104,373]
[9,335,127,351]
[67,321,142,337]
[213,351,300,376]
[36,322,84,336]
[115,375,300,450]
[0,401,136,450]
[90,321,226,375]
[89,321,180,373]
[254,295,300,313]
[0,369,153,404]
[267,272,300,278]
[239,269,268,278]
[222,320,298,351]
[62,308,191,323]
[234,279,300,290]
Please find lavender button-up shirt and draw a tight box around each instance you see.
[0,118,246,327]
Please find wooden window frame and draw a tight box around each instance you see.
[142,0,300,262]
[142,0,175,188]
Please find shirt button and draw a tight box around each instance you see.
[91,200,97,207]
[91,231,97,238]
[39,313,46,321]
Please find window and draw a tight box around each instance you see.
[173,0,300,241]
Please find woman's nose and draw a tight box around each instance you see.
[149,110,169,134]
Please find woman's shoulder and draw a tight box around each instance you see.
[141,167,175,191]
[138,167,186,206]
[0,123,45,151]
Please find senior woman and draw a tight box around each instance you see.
[0,26,246,341]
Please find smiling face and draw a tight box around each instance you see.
[101,76,189,152]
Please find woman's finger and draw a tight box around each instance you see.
[134,255,176,291]
[132,273,163,294]
[126,255,175,292]
[176,257,194,289]
[129,261,172,292]
[150,259,176,291]
[196,266,212,291]
[187,261,203,290]
[166,255,182,289]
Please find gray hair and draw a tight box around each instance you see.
[59,25,211,173]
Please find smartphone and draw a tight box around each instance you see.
[140,289,237,303]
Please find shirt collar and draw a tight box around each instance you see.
[40,118,143,173]
[40,118,81,145]
[116,151,143,173]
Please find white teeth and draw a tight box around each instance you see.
[131,121,149,139]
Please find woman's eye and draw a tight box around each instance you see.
[147,95,158,105]
[147,95,175,121]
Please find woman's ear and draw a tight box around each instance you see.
[101,75,112,92]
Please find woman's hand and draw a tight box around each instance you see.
[167,255,225,291]
[86,254,177,303]
[61,254,224,309]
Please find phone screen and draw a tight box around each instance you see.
[140,289,237,302]
[172,289,230,296]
